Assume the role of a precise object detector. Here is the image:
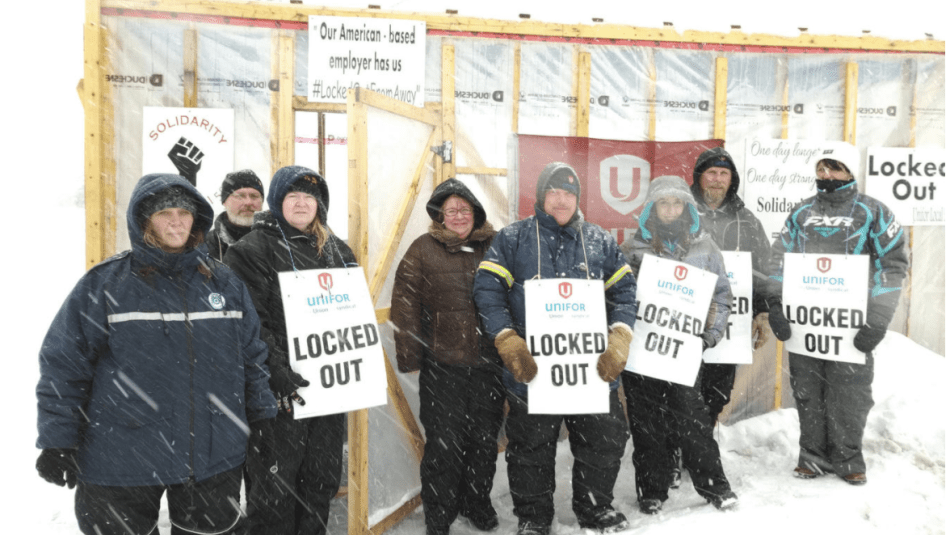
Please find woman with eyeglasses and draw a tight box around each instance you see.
[391,178,505,535]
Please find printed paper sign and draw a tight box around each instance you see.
[625,255,718,386]
[866,147,945,226]
[703,252,753,364]
[278,267,387,418]
[524,279,609,414]
[782,254,869,364]
[142,107,235,209]
[308,16,425,106]
[744,138,824,240]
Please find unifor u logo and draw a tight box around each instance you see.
[599,155,651,215]
[318,272,334,292]
[674,265,689,281]
[559,282,573,299]
[817,257,832,273]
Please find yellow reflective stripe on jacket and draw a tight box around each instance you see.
[605,264,632,290]
[478,261,514,288]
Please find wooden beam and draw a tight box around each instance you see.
[779,60,790,141]
[277,31,295,168]
[512,42,521,134]
[348,407,370,535]
[575,50,591,138]
[441,44,456,180]
[344,89,441,126]
[456,166,507,176]
[713,56,728,140]
[383,350,425,462]
[843,61,859,144]
[369,494,423,535]
[183,29,198,107]
[369,129,438,303]
[101,0,944,53]
[347,89,369,263]
[84,0,106,269]
[648,50,657,141]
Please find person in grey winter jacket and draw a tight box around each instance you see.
[473,162,637,535]
[206,169,265,261]
[767,141,908,486]
[392,178,505,535]
[35,173,277,535]
[620,175,737,515]
[690,147,773,423]
[224,165,358,535]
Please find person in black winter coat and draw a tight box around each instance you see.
[36,173,277,535]
[224,166,359,535]
[690,147,773,423]
[392,178,505,535]
[206,169,265,261]
[767,142,908,486]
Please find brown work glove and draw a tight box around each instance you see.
[597,325,633,382]
[751,312,771,350]
[494,329,537,383]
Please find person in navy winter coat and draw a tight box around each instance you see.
[473,162,637,535]
[35,173,277,535]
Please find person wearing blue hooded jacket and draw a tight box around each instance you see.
[224,165,359,535]
[35,173,278,535]
[472,162,637,535]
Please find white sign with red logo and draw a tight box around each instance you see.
[703,252,754,364]
[625,255,718,386]
[524,279,609,414]
[278,267,387,418]
[782,253,869,364]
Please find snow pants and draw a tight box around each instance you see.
[75,466,243,535]
[622,371,732,503]
[700,362,737,424]
[504,389,628,527]
[246,410,344,535]
[789,351,874,475]
[418,361,505,530]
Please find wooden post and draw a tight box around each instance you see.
[183,29,198,108]
[277,31,295,169]
[512,42,521,135]
[844,61,859,144]
[441,44,456,181]
[576,50,591,137]
[713,57,728,140]
[83,0,106,269]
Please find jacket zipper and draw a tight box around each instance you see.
[179,274,197,482]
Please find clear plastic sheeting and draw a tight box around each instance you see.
[452,39,515,169]
[517,42,576,136]
[654,49,716,141]
[589,45,655,141]
[786,55,847,141]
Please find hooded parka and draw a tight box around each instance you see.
[223,166,357,535]
[391,178,505,531]
[36,173,277,487]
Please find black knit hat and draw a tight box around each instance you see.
[286,174,325,200]
[221,169,265,201]
[138,186,199,222]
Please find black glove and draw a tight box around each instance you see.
[853,311,890,353]
[269,367,310,398]
[700,332,716,351]
[167,137,204,186]
[36,448,79,489]
[768,301,792,342]
[248,418,276,468]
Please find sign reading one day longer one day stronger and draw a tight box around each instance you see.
[278,267,387,418]
[625,255,718,386]
[524,279,609,415]
[781,254,869,364]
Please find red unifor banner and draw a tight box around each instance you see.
[516,135,722,243]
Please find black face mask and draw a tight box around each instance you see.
[816,178,854,193]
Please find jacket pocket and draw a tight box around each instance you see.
[208,405,248,467]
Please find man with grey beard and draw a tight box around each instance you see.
[206,169,265,261]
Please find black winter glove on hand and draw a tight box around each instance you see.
[853,311,890,353]
[270,367,310,414]
[36,448,79,489]
[768,301,792,342]
[700,332,717,351]
[249,419,277,467]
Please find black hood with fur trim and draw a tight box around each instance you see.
[691,147,741,210]
[425,178,488,230]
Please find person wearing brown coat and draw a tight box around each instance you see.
[392,178,505,535]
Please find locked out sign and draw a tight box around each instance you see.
[524,279,609,414]
[279,267,387,418]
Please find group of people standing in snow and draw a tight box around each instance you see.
[35,139,907,535]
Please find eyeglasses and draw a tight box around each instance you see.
[443,208,473,218]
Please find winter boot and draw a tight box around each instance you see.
[638,499,662,515]
[708,490,738,511]
[578,508,629,533]
[460,507,500,532]
[793,466,821,479]
[842,472,867,486]
[516,520,550,535]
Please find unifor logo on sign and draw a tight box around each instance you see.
[817,257,832,273]
[558,282,573,299]
[599,155,651,215]
[674,265,689,281]
[318,273,334,292]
